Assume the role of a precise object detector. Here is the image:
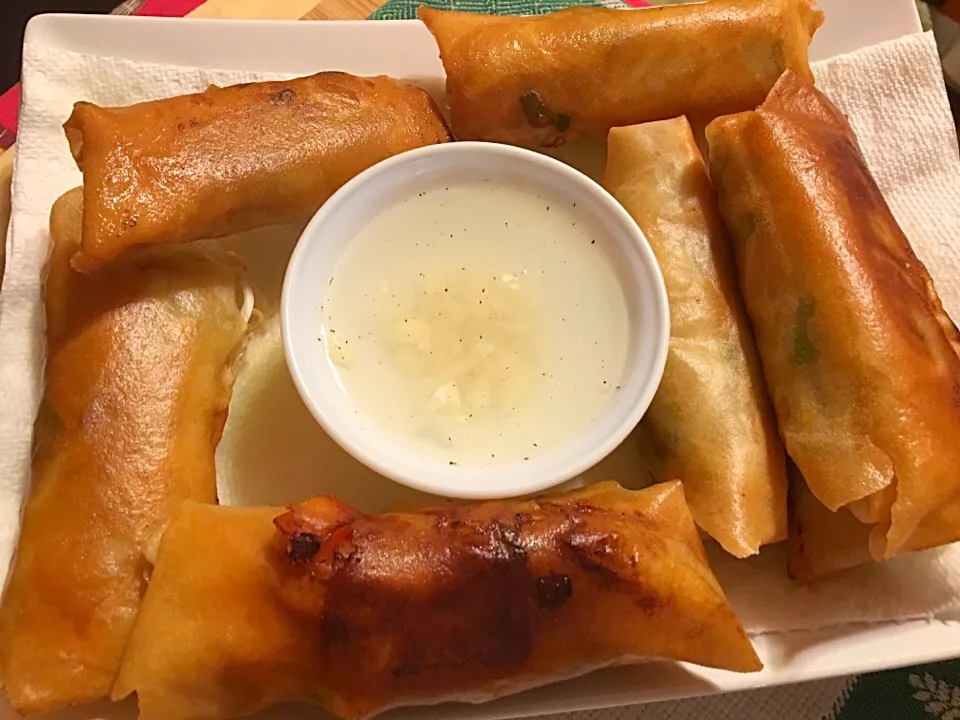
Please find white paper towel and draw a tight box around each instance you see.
[2,29,960,655]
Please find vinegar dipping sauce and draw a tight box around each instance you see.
[320,181,630,468]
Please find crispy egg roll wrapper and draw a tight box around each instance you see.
[786,466,874,582]
[789,467,960,582]
[707,71,960,563]
[0,189,248,714]
[113,505,317,718]
[603,118,787,558]
[419,0,822,148]
[64,72,452,271]
[114,481,760,720]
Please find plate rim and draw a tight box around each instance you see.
[12,4,953,720]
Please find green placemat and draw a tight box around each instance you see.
[839,659,960,719]
[370,0,612,20]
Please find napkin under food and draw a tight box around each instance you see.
[2,30,960,646]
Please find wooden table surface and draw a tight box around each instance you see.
[187,0,381,21]
[0,0,380,279]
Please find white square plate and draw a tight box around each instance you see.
[14,3,960,720]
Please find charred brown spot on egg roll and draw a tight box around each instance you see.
[536,573,573,608]
[64,71,451,271]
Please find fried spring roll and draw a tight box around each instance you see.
[0,189,249,714]
[419,0,823,148]
[786,466,874,582]
[788,468,960,582]
[113,505,316,719]
[603,118,787,558]
[707,71,960,569]
[114,482,760,720]
[64,72,452,271]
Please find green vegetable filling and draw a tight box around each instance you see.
[771,40,787,74]
[520,91,571,134]
[792,296,819,365]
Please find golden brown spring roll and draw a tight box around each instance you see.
[603,118,787,558]
[114,505,318,719]
[788,468,960,582]
[707,71,960,567]
[419,0,823,148]
[0,189,248,714]
[64,72,451,271]
[114,481,760,720]
[786,466,874,582]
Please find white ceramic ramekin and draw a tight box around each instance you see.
[281,142,669,500]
